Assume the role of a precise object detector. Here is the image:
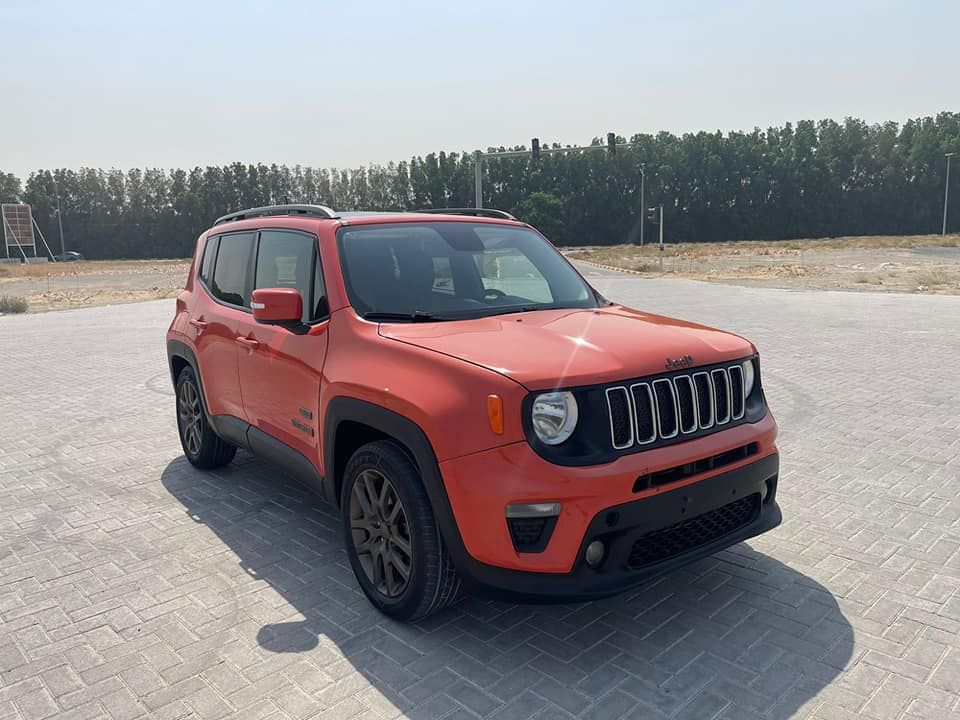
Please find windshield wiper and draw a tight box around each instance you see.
[362,311,448,323]
[484,305,565,318]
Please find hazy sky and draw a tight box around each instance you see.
[3,0,958,179]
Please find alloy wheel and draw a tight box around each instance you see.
[349,468,413,598]
[178,379,203,456]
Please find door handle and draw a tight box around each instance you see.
[189,319,208,331]
[236,336,260,350]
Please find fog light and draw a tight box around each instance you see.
[585,540,605,567]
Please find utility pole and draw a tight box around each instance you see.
[944,153,955,236]
[53,177,65,254]
[658,204,664,272]
[474,150,483,209]
[640,164,646,247]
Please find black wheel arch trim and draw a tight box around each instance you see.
[323,397,478,577]
[167,339,211,418]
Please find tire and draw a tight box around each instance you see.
[341,440,461,621]
[175,366,237,469]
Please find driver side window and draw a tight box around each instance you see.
[473,250,553,303]
[254,230,324,323]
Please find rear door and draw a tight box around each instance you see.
[191,231,256,420]
[236,229,329,460]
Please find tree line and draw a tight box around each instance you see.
[1,112,958,259]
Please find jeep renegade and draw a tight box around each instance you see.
[166,204,781,620]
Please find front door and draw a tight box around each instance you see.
[237,229,329,461]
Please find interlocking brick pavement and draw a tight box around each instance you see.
[1,268,958,719]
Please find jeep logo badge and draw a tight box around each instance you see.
[665,355,694,370]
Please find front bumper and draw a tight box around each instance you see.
[439,411,778,572]
[448,452,781,602]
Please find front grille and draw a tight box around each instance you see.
[626,493,760,569]
[605,363,748,450]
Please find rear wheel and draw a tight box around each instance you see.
[341,440,460,621]
[175,366,236,469]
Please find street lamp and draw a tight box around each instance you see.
[944,152,955,236]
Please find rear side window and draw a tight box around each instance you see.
[211,232,255,307]
[254,230,327,322]
[199,235,219,285]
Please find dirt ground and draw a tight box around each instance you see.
[1,233,959,314]
[566,234,960,294]
[0,259,190,313]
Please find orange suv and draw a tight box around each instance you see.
[166,204,781,620]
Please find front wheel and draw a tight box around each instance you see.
[341,440,460,621]
[175,366,236,469]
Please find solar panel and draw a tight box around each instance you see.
[2,203,36,258]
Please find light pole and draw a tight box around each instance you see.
[943,152,954,236]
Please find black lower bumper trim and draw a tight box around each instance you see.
[455,452,781,603]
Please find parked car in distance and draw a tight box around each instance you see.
[53,251,84,262]
[166,204,781,620]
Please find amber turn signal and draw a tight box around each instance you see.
[487,394,504,434]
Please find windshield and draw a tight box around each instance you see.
[337,222,598,320]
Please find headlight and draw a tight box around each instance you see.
[531,391,578,445]
[741,359,756,397]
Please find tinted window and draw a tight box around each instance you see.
[211,232,255,307]
[200,235,219,284]
[338,222,596,321]
[254,230,318,322]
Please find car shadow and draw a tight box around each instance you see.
[161,452,853,719]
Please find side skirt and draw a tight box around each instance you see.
[208,414,325,497]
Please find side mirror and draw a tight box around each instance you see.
[251,288,303,325]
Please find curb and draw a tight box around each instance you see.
[570,258,647,276]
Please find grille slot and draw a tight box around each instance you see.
[729,365,745,419]
[605,387,633,449]
[604,361,752,451]
[630,383,657,444]
[626,493,761,569]
[693,372,714,429]
[674,376,697,434]
[652,379,678,439]
[712,369,730,424]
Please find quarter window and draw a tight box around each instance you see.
[199,235,219,285]
[211,232,255,307]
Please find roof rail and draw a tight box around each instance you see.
[214,204,338,226]
[416,207,517,221]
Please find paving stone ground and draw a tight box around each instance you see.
[1,268,959,720]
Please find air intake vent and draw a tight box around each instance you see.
[626,493,760,569]
[507,517,557,553]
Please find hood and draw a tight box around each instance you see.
[379,305,755,390]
